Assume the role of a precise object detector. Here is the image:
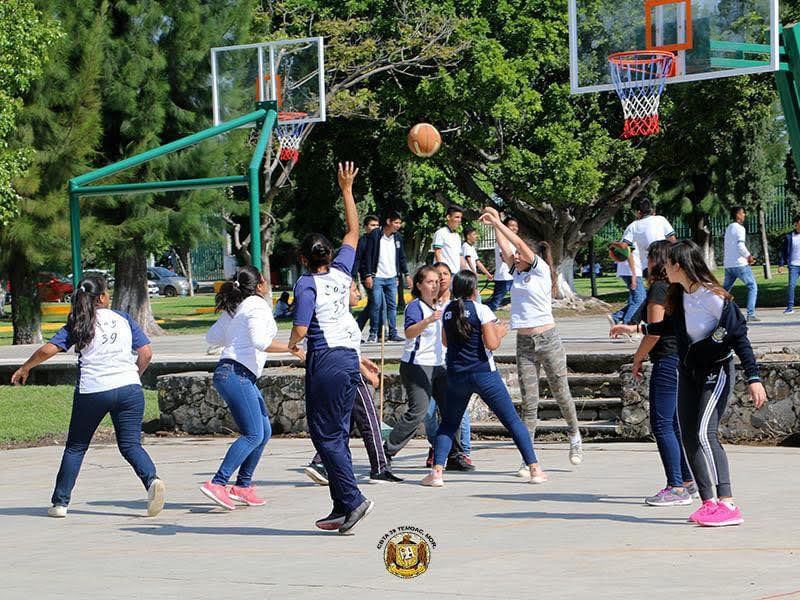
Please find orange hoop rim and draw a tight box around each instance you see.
[278,111,308,122]
[608,50,675,66]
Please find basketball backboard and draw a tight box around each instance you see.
[568,0,779,94]
[211,37,325,125]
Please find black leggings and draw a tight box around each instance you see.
[677,358,734,501]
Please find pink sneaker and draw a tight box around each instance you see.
[696,502,743,527]
[420,470,444,487]
[688,500,718,523]
[228,485,266,507]
[200,481,235,510]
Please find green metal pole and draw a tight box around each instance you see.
[779,25,800,175]
[69,184,82,287]
[74,175,249,197]
[71,109,267,187]
[247,108,278,272]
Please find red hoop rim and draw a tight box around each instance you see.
[278,111,308,122]
[608,50,675,66]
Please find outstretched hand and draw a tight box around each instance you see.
[337,161,359,190]
[483,206,500,218]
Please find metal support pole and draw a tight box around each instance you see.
[588,238,598,297]
[248,107,278,271]
[779,26,800,175]
[69,185,82,287]
[74,176,248,197]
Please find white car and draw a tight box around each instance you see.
[148,281,159,296]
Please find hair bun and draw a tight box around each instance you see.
[80,283,90,293]
[233,280,240,288]
[311,242,329,257]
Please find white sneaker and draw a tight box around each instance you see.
[606,314,616,328]
[516,462,530,478]
[147,478,166,517]
[48,505,67,518]
[569,438,584,465]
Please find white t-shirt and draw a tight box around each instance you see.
[462,242,479,274]
[683,286,724,343]
[625,215,675,272]
[723,222,751,268]
[791,233,800,266]
[376,233,398,278]
[510,257,555,329]
[617,222,643,278]
[50,308,148,394]
[494,242,516,281]
[206,295,278,378]
[433,226,463,274]
[401,299,444,366]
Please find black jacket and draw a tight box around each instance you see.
[361,227,409,279]
[642,292,760,382]
[354,233,370,282]
[778,231,798,267]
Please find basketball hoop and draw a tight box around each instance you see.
[276,111,309,163]
[608,51,675,138]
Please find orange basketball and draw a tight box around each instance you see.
[407,123,442,157]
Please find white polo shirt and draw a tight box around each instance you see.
[433,226,462,274]
[510,257,555,329]
[625,215,675,272]
[494,242,516,281]
[723,222,750,268]
[401,299,444,366]
[376,233,398,278]
[462,242,479,274]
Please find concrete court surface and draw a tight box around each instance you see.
[1,437,799,600]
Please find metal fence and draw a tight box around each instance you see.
[190,240,224,281]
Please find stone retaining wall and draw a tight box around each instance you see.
[619,360,800,441]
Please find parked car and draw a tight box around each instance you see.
[67,269,115,287]
[148,280,159,296]
[147,266,191,297]
[36,272,73,303]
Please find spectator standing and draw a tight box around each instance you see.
[778,213,800,315]
[723,206,759,322]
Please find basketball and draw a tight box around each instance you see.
[608,241,631,262]
[407,123,441,157]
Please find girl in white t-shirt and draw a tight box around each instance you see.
[480,209,583,477]
[201,266,304,511]
[12,276,164,519]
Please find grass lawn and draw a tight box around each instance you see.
[573,267,792,310]
[0,385,159,445]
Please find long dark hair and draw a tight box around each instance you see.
[665,239,732,314]
[300,233,333,272]
[450,270,478,344]
[215,266,264,316]
[646,239,671,286]
[533,240,558,297]
[411,265,438,299]
[68,276,107,351]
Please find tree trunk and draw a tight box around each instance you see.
[9,247,42,345]
[688,212,714,266]
[113,242,163,336]
[182,250,194,297]
[758,205,772,279]
[556,254,577,299]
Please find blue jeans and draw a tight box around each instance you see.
[649,354,693,488]
[723,266,757,317]
[612,276,646,324]
[52,384,157,506]
[487,279,513,310]
[435,370,535,466]
[369,277,398,338]
[425,397,472,454]
[786,265,800,309]
[211,360,271,487]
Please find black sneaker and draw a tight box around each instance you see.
[369,470,404,483]
[446,453,476,472]
[303,462,329,485]
[383,442,393,466]
[387,334,405,342]
[366,334,377,343]
[315,510,346,530]
[338,499,374,535]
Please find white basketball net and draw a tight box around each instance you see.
[276,119,309,163]
[608,51,674,138]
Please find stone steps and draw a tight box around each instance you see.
[470,419,621,437]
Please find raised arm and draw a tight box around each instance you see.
[480,209,535,265]
[338,161,360,249]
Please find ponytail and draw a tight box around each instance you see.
[450,270,478,344]
[215,266,263,316]
[535,240,558,298]
[68,276,107,351]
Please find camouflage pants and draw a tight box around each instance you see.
[516,328,579,439]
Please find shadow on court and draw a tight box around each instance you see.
[471,492,644,505]
[0,506,143,518]
[476,510,687,526]
[120,523,321,537]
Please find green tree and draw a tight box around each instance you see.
[0,0,61,228]
[2,0,99,344]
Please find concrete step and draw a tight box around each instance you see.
[496,365,623,399]
[471,397,623,427]
[470,419,622,437]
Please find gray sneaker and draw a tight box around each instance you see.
[686,482,700,498]
[569,438,583,465]
[645,487,693,506]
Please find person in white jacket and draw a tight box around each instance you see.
[722,206,759,321]
[200,266,304,510]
